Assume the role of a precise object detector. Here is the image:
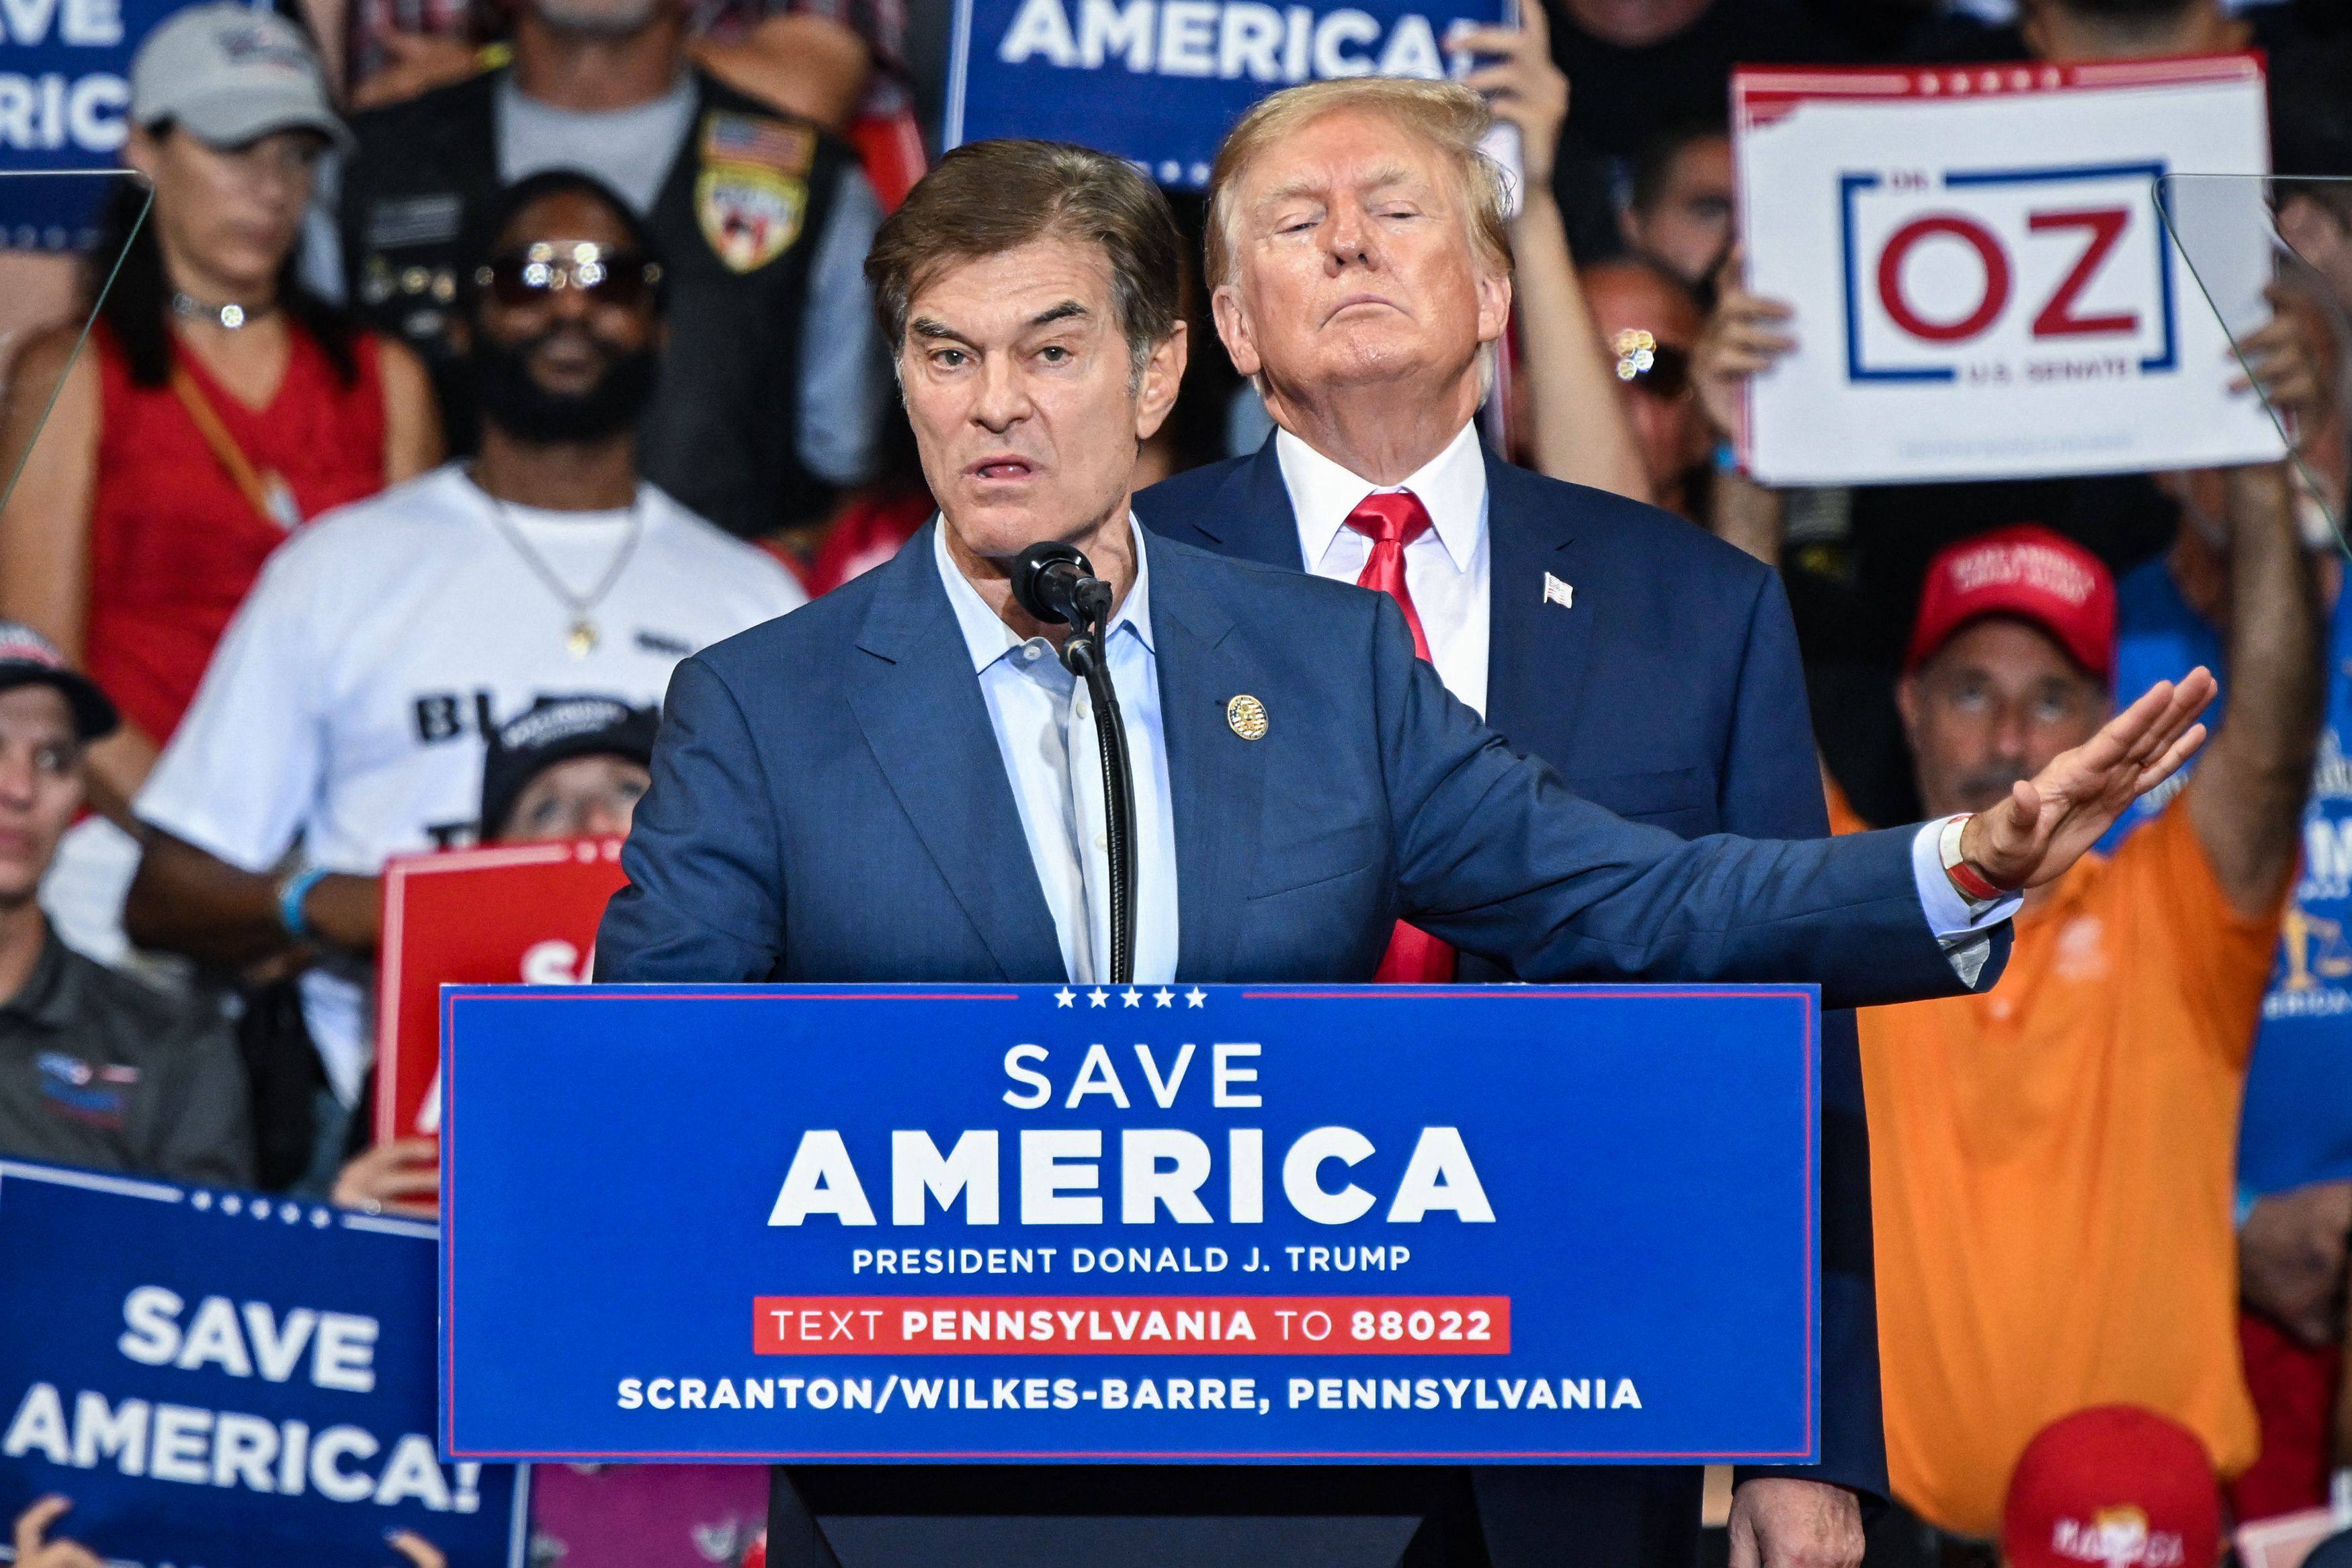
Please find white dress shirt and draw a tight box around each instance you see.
[1279,423,1493,715]
[935,520,1180,986]
[1269,419,2017,978]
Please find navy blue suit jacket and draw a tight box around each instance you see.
[1138,441,1892,1508]
[601,520,1993,1010]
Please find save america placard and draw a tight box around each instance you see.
[0,1162,525,1566]
[946,0,1510,189]
[442,984,1818,1463]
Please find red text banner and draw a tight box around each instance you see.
[753,1296,1513,1355]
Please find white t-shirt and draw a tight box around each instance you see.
[136,464,808,1102]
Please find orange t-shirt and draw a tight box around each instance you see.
[1855,803,2277,1538]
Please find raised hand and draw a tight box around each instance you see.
[1959,668,2217,890]
[1456,4,1566,191]
[12,1497,103,1568]
[1693,249,1797,440]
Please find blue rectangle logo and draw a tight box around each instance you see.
[944,0,1509,189]
[0,1162,526,1567]
[443,984,1819,1464]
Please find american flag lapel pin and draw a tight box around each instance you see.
[1542,572,1574,610]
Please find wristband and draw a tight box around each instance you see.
[278,865,331,943]
[1937,814,2004,904]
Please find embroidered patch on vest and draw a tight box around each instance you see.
[697,162,807,273]
[702,111,816,176]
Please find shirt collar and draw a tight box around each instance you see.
[1275,421,1487,574]
[932,515,1157,675]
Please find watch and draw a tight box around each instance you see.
[1937,814,2003,904]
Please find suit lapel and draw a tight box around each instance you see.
[844,524,1066,981]
[1176,437,1309,570]
[1152,544,1269,982]
[1482,453,1597,763]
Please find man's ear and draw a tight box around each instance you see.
[1474,267,1513,347]
[1210,284,1261,379]
[1135,320,1189,442]
[448,310,474,357]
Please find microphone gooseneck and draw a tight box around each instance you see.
[1007,540,1138,986]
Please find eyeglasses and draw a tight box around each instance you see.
[1609,329,1692,400]
[474,242,662,309]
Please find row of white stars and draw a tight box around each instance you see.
[1055,986,1206,1008]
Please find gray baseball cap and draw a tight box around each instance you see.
[130,4,351,155]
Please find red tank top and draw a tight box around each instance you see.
[87,318,389,742]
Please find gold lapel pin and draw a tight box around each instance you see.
[1226,694,1269,740]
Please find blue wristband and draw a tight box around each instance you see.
[278,865,332,942]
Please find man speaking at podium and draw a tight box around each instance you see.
[597,139,2210,1566]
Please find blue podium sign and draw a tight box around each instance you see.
[0,1161,526,1567]
[445,984,1818,1465]
[943,0,1509,190]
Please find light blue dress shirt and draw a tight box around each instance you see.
[935,520,1181,986]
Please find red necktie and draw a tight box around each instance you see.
[1344,490,1456,985]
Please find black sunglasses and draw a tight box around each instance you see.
[474,241,662,310]
[1609,330,1692,400]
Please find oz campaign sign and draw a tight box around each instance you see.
[444,984,1820,1463]
[0,1162,526,1567]
[1733,56,2281,485]
[946,0,1509,189]
[372,838,628,1147]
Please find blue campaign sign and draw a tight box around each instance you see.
[444,984,1819,1464]
[0,1162,526,1567]
[0,0,230,249]
[944,0,1510,189]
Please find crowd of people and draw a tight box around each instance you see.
[2,0,2351,1562]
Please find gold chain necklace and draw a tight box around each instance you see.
[482,490,646,658]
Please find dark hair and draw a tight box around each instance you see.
[460,169,669,313]
[865,139,1181,370]
[1626,117,1728,218]
[87,128,358,390]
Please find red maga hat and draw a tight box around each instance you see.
[2001,1405,2222,1568]
[1904,525,2117,687]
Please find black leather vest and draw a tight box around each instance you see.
[340,68,853,538]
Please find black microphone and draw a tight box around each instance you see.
[1007,540,1139,982]
[1011,541,1115,631]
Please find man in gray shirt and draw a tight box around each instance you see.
[0,625,251,1188]
[330,0,886,539]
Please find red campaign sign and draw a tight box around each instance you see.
[751,1297,1513,1355]
[373,839,628,1147]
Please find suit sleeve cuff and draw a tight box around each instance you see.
[1911,819,2022,988]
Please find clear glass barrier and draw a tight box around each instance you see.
[2156,172,2352,550]
[0,170,152,517]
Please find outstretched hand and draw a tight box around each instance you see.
[1959,668,2217,890]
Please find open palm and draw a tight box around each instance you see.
[1960,668,2217,890]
